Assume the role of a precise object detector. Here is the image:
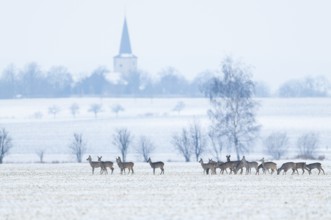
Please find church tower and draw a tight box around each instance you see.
[113,18,137,75]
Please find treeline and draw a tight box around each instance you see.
[0,63,330,98]
[0,63,204,98]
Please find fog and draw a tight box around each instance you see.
[0,0,330,90]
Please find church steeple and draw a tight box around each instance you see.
[114,17,137,75]
[119,18,132,54]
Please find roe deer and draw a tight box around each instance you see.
[86,155,102,174]
[277,162,296,175]
[97,156,108,175]
[209,159,226,174]
[294,162,306,175]
[199,158,216,175]
[147,158,164,175]
[247,161,258,174]
[218,162,232,174]
[257,158,277,175]
[234,156,248,174]
[225,155,241,174]
[116,156,134,174]
[305,163,325,175]
[235,157,257,174]
[97,156,114,174]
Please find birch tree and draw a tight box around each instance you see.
[203,57,260,160]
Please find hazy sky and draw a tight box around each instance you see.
[0,0,330,89]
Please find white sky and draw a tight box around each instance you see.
[0,0,330,89]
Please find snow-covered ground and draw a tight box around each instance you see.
[0,162,330,219]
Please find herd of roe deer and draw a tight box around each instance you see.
[199,155,325,175]
[86,155,325,175]
[86,155,164,175]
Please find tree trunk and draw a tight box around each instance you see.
[234,136,240,161]
[122,151,126,162]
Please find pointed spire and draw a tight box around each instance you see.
[119,18,132,54]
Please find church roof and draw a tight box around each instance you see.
[119,18,132,54]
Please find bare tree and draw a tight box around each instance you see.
[297,132,319,159]
[172,128,192,162]
[0,128,13,164]
[136,136,155,162]
[264,132,289,160]
[36,149,46,163]
[88,103,103,118]
[48,105,61,118]
[203,57,260,160]
[112,128,133,162]
[189,120,206,162]
[70,103,80,118]
[111,104,124,117]
[69,133,87,163]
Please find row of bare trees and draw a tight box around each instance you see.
[0,126,323,164]
[172,128,322,162]
[40,101,184,119]
[46,103,125,119]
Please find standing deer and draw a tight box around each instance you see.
[97,156,108,175]
[246,161,258,174]
[277,162,296,175]
[294,162,306,175]
[305,163,325,175]
[147,158,164,175]
[257,158,277,175]
[116,156,134,174]
[97,156,114,174]
[235,157,257,175]
[225,155,241,174]
[86,155,102,174]
[209,159,226,174]
[199,158,216,175]
[234,156,248,174]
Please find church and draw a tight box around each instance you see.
[113,18,137,75]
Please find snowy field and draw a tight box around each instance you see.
[1,97,331,162]
[0,161,330,220]
[1,98,331,219]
